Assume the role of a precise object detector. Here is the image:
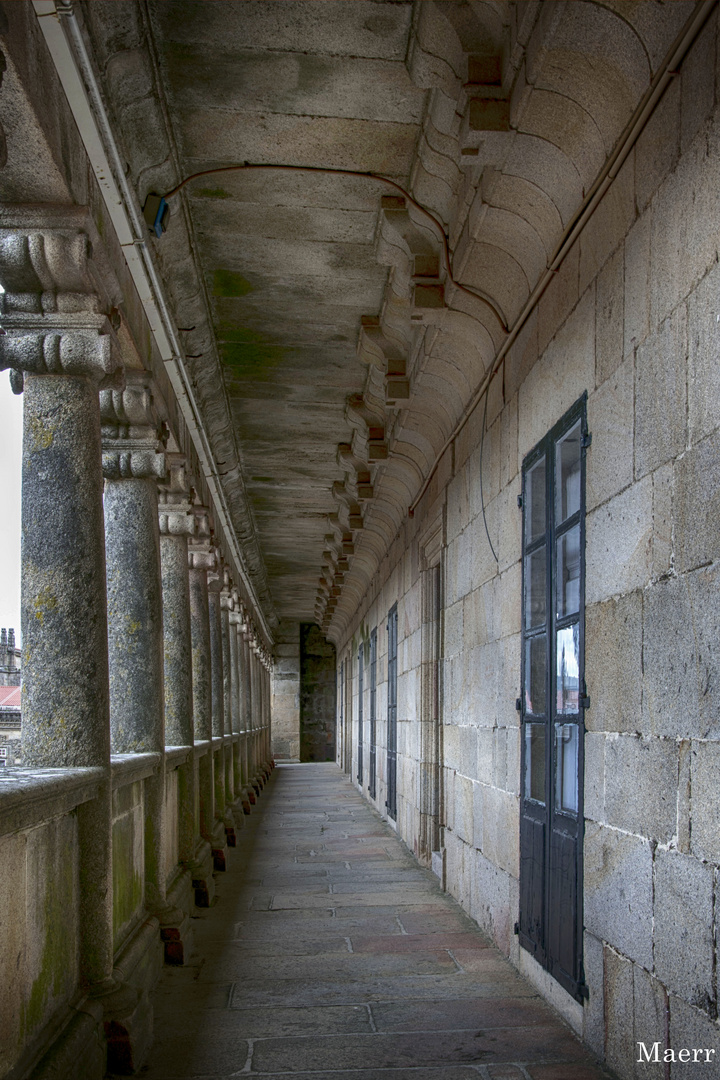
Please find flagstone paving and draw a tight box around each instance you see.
[138,763,616,1079]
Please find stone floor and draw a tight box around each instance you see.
[137,763,616,1080]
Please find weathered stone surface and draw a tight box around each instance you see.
[581,932,604,1058]
[653,850,714,1009]
[105,478,164,753]
[650,122,720,331]
[642,577,700,739]
[519,287,595,460]
[21,375,110,768]
[623,210,651,360]
[680,8,716,154]
[579,153,635,294]
[585,591,642,734]
[667,995,720,1080]
[634,305,687,480]
[675,427,720,575]
[634,75,680,213]
[689,740,720,863]
[632,966,668,1080]
[603,945,634,1078]
[161,535,193,747]
[586,476,653,604]
[595,245,624,385]
[584,823,653,968]
[687,259,720,447]
[586,354,633,512]
[604,735,677,842]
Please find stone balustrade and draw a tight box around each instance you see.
[0,220,275,1080]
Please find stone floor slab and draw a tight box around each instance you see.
[137,763,616,1080]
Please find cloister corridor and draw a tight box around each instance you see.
[137,764,610,1080]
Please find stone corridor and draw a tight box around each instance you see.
[137,764,613,1080]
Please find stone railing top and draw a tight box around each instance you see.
[0,766,104,838]
[111,752,161,789]
[165,745,193,768]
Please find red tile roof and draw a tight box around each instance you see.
[0,685,21,708]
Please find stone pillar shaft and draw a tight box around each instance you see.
[22,374,110,769]
[105,478,164,753]
[161,536,193,749]
[20,372,114,991]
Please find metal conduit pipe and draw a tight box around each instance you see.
[31,0,273,647]
[408,0,718,517]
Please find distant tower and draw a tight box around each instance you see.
[0,628,21,687]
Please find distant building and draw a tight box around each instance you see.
[0,629,21,765]
[0,628,21,687]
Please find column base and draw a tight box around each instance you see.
[92,980,153,1076]
[224,806,242,845]
[158,905,194,965]
[160,869,196,965]
[188,839,216,907]
[210,819,229,872]
[27,997,105,1080]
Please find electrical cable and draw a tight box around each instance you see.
[163,162,509,333]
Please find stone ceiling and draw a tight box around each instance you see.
[82,0,696,639]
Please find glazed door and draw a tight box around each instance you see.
[518,396,589,1003]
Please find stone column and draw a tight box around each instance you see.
[208,559,235,847]
[0,225,150,1069]
[249,631,262,791]
[158,459,213,907]
[220,571,237,825]
[189,508,227,873]
[102,378,192,964]
[228,594,248,814]
[240,612,256,805]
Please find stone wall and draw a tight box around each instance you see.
[271,621,301,761]
[336,12,720,1075]
[300,624,336,763]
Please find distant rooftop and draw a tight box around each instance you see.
[0,685,21,708]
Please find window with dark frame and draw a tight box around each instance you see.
[386,604,398,821]
[339,659,344,768]
[357,642,364,786]
[518,393,589,1003]
[369,628,377,799]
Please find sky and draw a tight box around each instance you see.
[0,372,22,642]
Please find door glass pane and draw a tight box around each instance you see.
[525,547,546,629]
[555,421,581,524]
[556,525,581,619]
[525,634,546,716]
[525,724,546,803]
[525,456,546,544]
[555,722,579,814]
[556,625,580,714]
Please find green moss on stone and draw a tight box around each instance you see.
[196,187,231,199]
[21,852,74,1039]
[213,269,253,297]
[112,814,143,945]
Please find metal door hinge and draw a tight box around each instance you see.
[514,921,520,936]
[517,494,523,509]
[581,431,592,449]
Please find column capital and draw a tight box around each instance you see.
[0,224,124,388]
[0,329,124,389]
[220,566,234,610]
[207,553,224,593]
[188,504,216,571]
[101,373,166,481]
[158,455,196,536]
